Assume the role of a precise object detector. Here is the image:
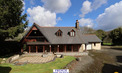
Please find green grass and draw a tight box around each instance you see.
[0,56,75,73]
[103,43,112,46]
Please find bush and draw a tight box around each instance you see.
[76,57,80,61]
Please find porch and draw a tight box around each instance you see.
[21,44,85,53]
[22,52,88,56]
[13,55,56,64]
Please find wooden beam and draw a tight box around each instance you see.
[49,45,51,53]
[36,46,38,53]
[32,26,37,30]
[27,28,33,37]
[21,48,23,53]
[85,44,87,51]
[57,45,59,52]
[71,45,73,52]
[29,46,31,53]
[64,45,66,52]
[22,29,33,43]
[43,46,45,53]
[78,45,80,52]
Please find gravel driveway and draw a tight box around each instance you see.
[102,46,122,64]
[101,46,122,73]
[70,55,94,73]
[69,46,122,73]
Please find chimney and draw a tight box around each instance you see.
[75,20,80,29]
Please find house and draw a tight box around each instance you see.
[21,20,101,54]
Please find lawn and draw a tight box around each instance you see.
[103,43,112,46]
[0,56,75,73]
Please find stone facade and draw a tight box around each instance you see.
[79,44,85,52]
[92,43,101,50]
[78,43,101,51]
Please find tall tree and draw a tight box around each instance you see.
[95,29,106,44]
[109,27,122,45]
[0,0,28,41]
[80,26,95,34]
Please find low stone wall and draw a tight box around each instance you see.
[55,52,88,56]
[6,54,20,63]
[21,53,54,57]
[11,55,19,62]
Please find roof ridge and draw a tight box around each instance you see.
[39,26,74,28]
[33,23,74,28]
[84,34,96,35]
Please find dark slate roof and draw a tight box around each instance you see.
[82,34,102,43]
[21,23,101,44]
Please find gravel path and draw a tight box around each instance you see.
[102,46,122,65]
[70,55,94,73]
[69,46,122,73]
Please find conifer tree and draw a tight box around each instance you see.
[0,0,28,41]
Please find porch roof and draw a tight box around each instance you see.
[27,42,50,45]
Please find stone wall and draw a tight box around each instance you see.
[79,44,85,52]
[55,52,88,56]
[6,55,20,63]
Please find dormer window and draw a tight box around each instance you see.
[56,29,62,36]
[70,29,75,37]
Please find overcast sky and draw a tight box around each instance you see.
[23,0,122,31]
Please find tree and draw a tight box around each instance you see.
[80,26,95,34]
[109,27,122,45]
[95,29,106,44]
[0,0,28,41]
[103,31,112,43]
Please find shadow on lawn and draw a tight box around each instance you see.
[0,66,11,73]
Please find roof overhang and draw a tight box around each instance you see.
[26,42,50,45]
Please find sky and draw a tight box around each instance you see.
[23,0,122,31]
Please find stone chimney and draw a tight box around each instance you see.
[75,20,80,29]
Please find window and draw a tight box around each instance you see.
[56,29,62,36]
[73,45,78,52]
[70,32,75,36]
[70,29,75,37]
[67,45,72,52]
